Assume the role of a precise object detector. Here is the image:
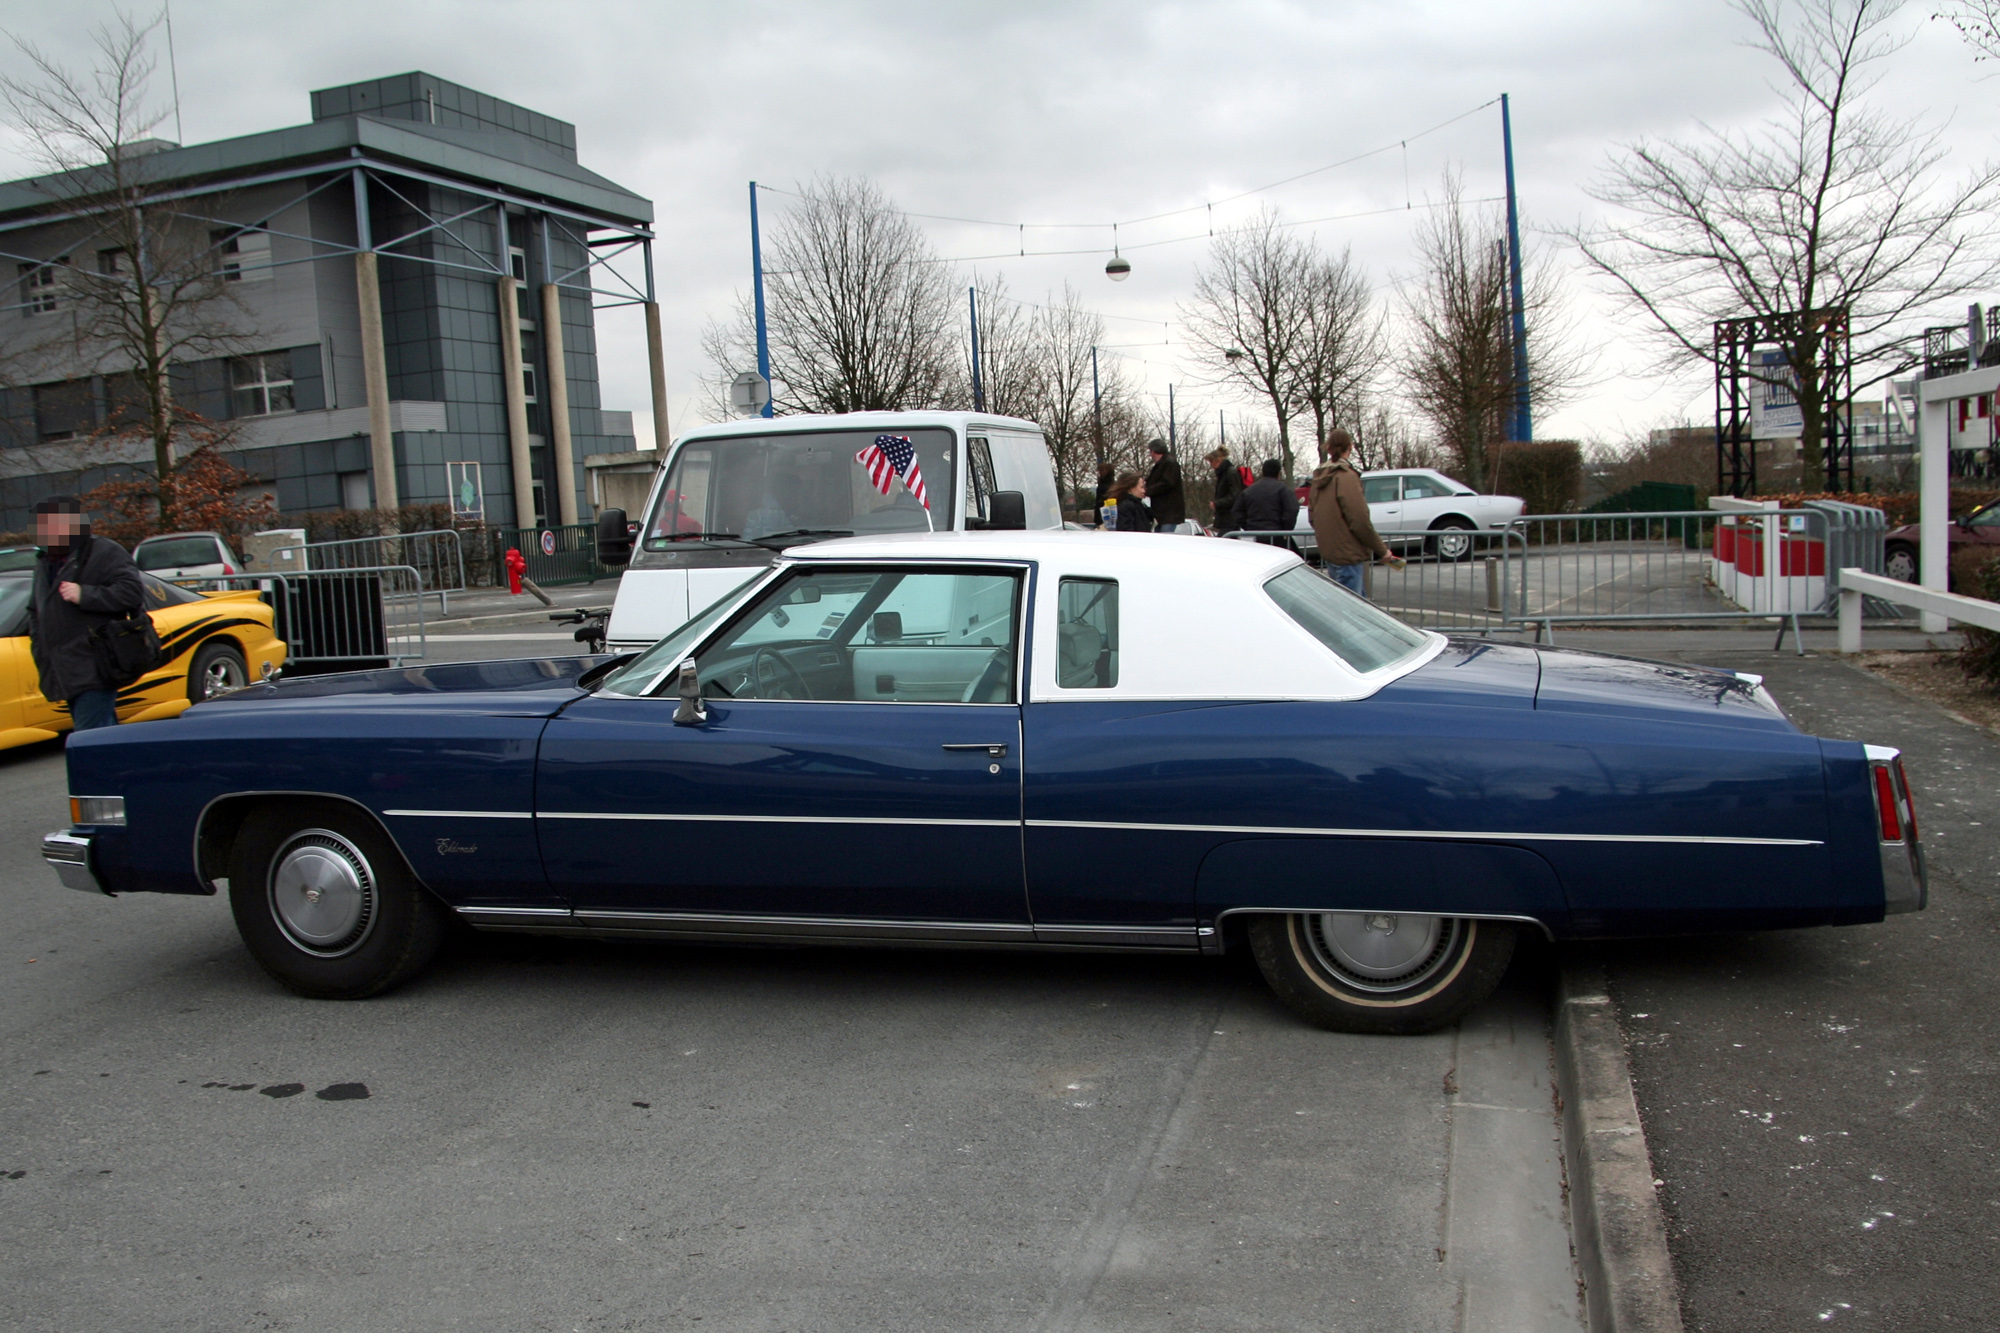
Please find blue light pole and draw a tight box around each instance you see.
[969,286,985,411]
[1501,95,1531,443]
[750,181,773,418]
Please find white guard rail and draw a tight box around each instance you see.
[1837,568,2000,653]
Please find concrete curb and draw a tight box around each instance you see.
[1555,957,1686,1333]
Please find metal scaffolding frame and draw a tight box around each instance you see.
[1714,308,1854,497]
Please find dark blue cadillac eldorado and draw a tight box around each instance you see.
[42,533,1926,1033]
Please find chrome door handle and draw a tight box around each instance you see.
[942,743,1008,758]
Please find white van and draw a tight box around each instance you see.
[597,411,1064,653]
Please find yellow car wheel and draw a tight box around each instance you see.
[187,639,249,703]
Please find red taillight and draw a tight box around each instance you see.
[222,563,234,575]
[1872,765,1902,842]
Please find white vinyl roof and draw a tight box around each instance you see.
[783,531,1443,702]
[672,410,1045,447]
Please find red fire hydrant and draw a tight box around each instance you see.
[505,546,526,596]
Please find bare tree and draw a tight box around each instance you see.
[1292,246,1385,465]
[1181,209,1313,478]
[1344,389,1448,473]
[2,12,256,519]
[1569,0,2000,489]
[1016,283,1129,504]
[1402,172,1584,488]
[1937,0,2000,57]
[701,176,962,416]
[967,273,1039,419]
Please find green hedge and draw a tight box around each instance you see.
[1492,441,1582,516]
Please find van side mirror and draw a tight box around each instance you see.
[989,491,1027,531]
[673,660,706,726]
[596,508,632,567]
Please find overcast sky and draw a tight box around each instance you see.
[2,0,1996,453]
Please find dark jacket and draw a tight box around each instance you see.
[1231,476,1299,534]
[30,534,145,701]
[1308,459,1391,565]
[1143,454,1185,526]
[1112,494,1152,532]
[1211,461,1246,531]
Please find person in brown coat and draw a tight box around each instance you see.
[1307,429,1403,596]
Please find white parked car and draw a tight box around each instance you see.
[132,531,247,580]
[1296,468,1524,560]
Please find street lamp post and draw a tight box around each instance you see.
[1091,344,1103,469]
[969,286,985,411]
[750,181,773,419]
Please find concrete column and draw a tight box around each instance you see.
[1919,392,1950,633]
[498,275,536,529]
[1838,585,1863,654]
[354,251,398,512]
[539,282,578,526]
[645,301,672,453]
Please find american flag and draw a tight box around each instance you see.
[854,433,929,509]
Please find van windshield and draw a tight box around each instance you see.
[644,428,956,551]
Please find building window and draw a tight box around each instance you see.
[97,248,130,278]
[215,226,272,282]
[339,471,372,511]
[34,378,95,442]
[520,332,537,402]
[231,353,294,417]
[18,256,67,315]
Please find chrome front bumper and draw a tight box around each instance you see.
[43,831,107,895]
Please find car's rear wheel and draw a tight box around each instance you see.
[1885,542,1918,583]
[189,640,248,703]
[1427,519,1477,561]
[228,799,446,999]
[1246,912,1515,1034]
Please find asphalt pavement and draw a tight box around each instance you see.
[1552,631,1998,1332]
[0,615,1584,1332]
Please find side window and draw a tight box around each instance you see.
[1404,475,1456,500]
[1361,477,1401,504]
[964,437,997,526]
[987,433,1064,529]
[696,568,1020,704]
[1056,578,1118,688]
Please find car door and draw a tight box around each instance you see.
[1399,473,1461,529]
[537,563,1031,940]
[1363,474,1405,534]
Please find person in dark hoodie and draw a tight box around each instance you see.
[1142,439,1184,532]
[1229,459,1299,546]
[29,495,144,731]
[1207,446,1245,534]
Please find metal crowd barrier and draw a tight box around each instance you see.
[165,566,428,671]
[1232,504,1894,653]
[268,529,468,613]
[1226,528,1528,633]
[489,522,605,587]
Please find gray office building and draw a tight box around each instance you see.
[0,72,665,533]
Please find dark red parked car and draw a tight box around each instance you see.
[1883,500,2000,586]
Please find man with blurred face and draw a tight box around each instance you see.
[30,495,144,731]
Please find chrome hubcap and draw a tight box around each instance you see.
[1436,531,1472,559]
[1304,912,1459,992]
[1886,551,1916,583]
[203,657,245,699]
[269,830,376,957]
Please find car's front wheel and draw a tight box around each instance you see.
[1885,542,1918,583]
[1246,912,1515,1034]
[228,800,447,999]
[189,639,248,702]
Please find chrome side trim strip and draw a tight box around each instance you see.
[453,905,574,918]
[539,812,1019,828]
[384,809,535,820]
[1032,924,1200,948]
[1212,906,1554,940]
[1024,819,1821,848]
[568,909,1037,942]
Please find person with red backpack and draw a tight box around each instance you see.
[1206,445,1246,534]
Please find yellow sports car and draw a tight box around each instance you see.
[0,568,288,750]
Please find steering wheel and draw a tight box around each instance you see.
[751,645,814,700]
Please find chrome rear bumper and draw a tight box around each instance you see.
[43,831,107,895]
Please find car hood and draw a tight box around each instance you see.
[203,655,606,717]
[1532,647,1794,730]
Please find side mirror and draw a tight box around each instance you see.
[989,490,1027,531]
[673,660,707,726]
[596,508,632,567]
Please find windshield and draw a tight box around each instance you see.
[1263,565,1432,675]
[596,571,782,697]
[644,428,955,550]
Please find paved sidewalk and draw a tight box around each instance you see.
[1580,646,1998,1331]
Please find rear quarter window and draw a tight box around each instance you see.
[1263,565,1430,675]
